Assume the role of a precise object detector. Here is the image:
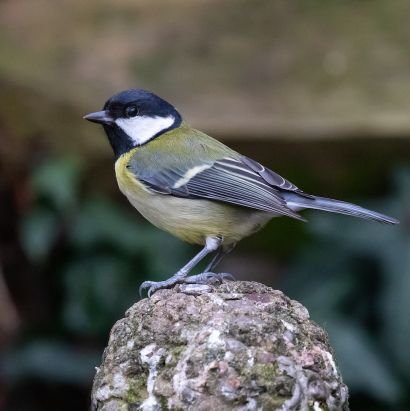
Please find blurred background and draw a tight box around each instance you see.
[0,0,409,410]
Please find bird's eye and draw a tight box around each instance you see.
[125,105,139,118]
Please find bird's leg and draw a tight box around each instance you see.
[204,243,236,272]
[184,243,237,284]
[139,236,222,297]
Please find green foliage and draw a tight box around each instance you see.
[282,167,410,406]
[19,157,82,263]
[30,157,83,211]
[8,156,190,386]
[19,207,60,262]
[2,341,100,384]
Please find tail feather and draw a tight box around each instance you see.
[284,193,399,225]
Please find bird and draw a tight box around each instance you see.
[84,89,399,297]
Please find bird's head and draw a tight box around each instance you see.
[84,89,182,157]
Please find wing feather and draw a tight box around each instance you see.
[130,155,305,221]
[240,156,314,198]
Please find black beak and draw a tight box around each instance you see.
[83,110,114,125]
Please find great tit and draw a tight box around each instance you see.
[84,89,399,296]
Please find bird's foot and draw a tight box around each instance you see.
[139,272,235,298]
[139,271,187,298]
[184,271,236,285]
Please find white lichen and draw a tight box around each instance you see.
[324,351,338,376]
[127,340,135,350]
[281,320,296,333]
[246,348,255,367]
[95,372,129,402]
[139,343,166,411]
[313,401,323,411]
[224,351,234,362]
[208,329,225,349]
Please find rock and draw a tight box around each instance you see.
[91,281,349,411]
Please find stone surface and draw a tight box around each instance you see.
[91,281,349,411]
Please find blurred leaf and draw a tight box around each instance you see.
[70,197,150,252]
[31,157,83,211]
[327,318,402,402]
[394,166,410,204]
[62,255,138,335]
[282,243,354,314]
[69,196,189,277]
[379,233,410,378]
[19,207,59,262]
[1,341,100,384]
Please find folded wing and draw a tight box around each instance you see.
[130,155,307,221]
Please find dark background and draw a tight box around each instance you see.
[0,1,409,410]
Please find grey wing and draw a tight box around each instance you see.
[240,156,314,198]
[130,155,306,221]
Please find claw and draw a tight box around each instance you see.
[138,274,187,298]
[184,272,236,285]
[219,272,236,281]
[139,281,156,298]
[139,281,171,298]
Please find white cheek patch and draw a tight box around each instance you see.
[115,115,175,145]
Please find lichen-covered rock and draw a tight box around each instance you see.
[91,281,349,411]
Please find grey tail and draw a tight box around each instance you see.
[284,193,399,225]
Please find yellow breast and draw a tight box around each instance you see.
[114,151,272,245]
